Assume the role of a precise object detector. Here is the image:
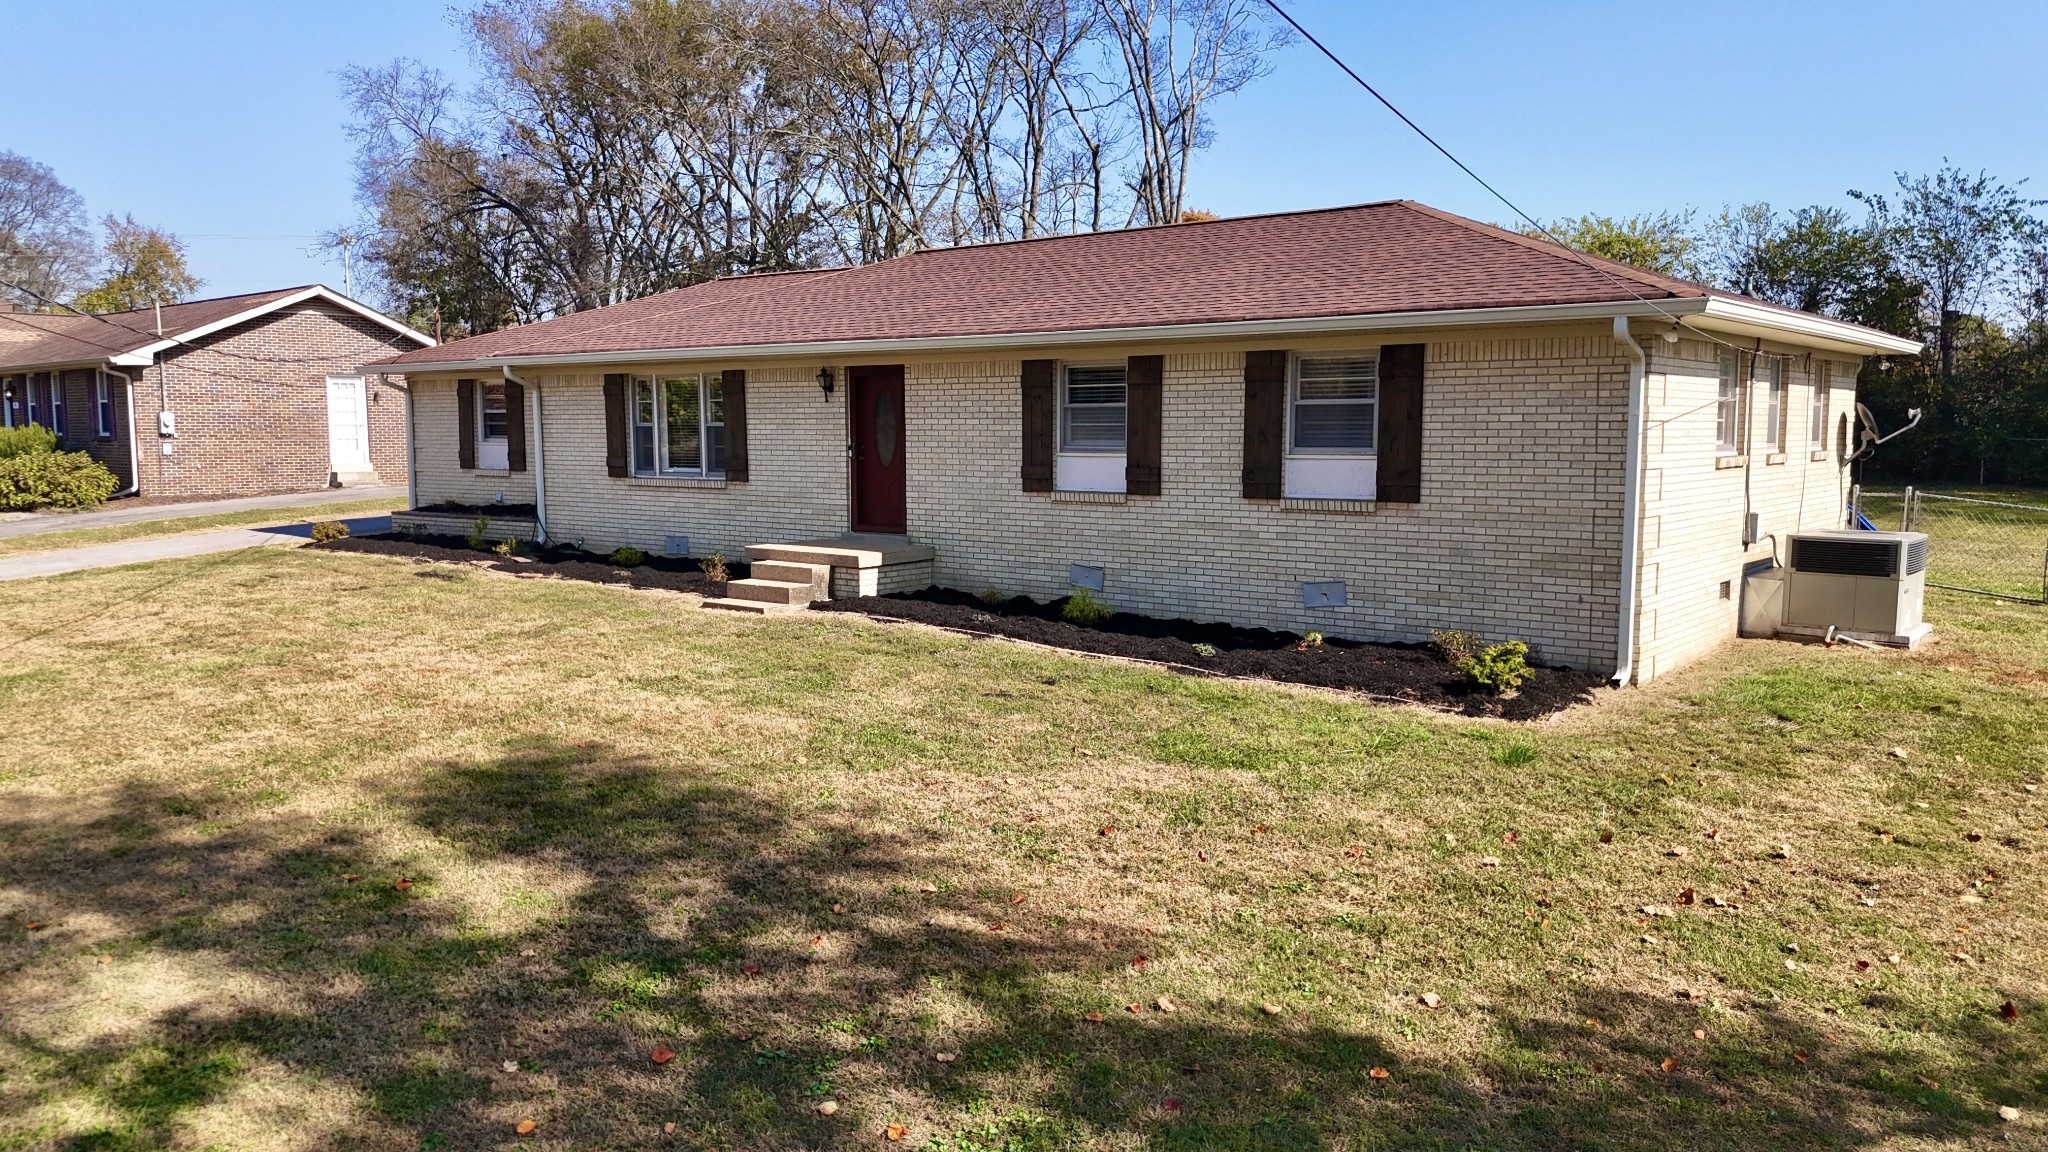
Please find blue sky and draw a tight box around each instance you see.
[8,0,2046,300]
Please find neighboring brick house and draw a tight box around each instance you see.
[371,201,1919,684]
[0,286,432,500]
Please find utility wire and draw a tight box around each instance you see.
[1259,0,1745,351]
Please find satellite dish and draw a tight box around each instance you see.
[1856,402,1880,447]
[1851,404,1924,458]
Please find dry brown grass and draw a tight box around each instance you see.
[0,547,2043,1151]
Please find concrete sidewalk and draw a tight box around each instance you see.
[0,515,393,582]
[0,485,407,540]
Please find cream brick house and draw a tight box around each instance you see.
[0,286,431,499]
[369,202,1918,684]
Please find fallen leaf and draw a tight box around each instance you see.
[1694,1028,1706,1039]
[1879,831,1893,844]
[1155,995,1177,1013]
[341,873,361,882]
[2001,1001,2020,1022]
[742,963,760,975]
[2000,1105,2022,1122]
[1704,828,1721,841]
[96,955,109,965]
[817,1100,840,1116]
[1126,1002,1143,1014]
[1344,846,1363,858]
[1855,960,1871,971]
[810,935,825,947]
[1480,856,1502,867]
[1794,1048,1809,1065]
[1890,746,1909,760]
[394,877,413,891]
[1260,1002,1284,1016]
[1131,954,1150,969]
[1162,1098,1182,1111]
[651,1045,677,1064]
[23,922,44,931]
[832,902,844,913]
[919,883,938,893]
[1099,826,1115,837]
[1916,1074,1940,1090]
[520,948,536,957]
[1369,1066,1391,1079]
[1773,845,1792,859]
[1419,992,1442,1009]
[1660,774,1673,785]
[665,1121,677,1133]
[1197,851,1208,862]
[1677,887,1696,905]
[1586,1016,1603,1028]
[1598,830,1615,844]
[502,1060,519,1073]
[1084,1012,1104,1023]
[1011,894,1026,905]
[885,1123,909,1142]
[1965,831,1983,843]
[1591,1061,1606,1073]
[1667,846,1689,858]
[1502,831,1519,844]
[1660,1056,1680,1073]
[1252,824,1268,833]
[516,1118,538,1134]
[934,1052,957,1063]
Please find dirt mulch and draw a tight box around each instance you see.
[813,588,1604,718]
[313,532,740,595]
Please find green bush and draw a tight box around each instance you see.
[1463,640,1535,695]
[0,449,121,510]
[701,551,728,584]
[0,424,59,460]
[309,520,350,543]
[466,516,491,550]
[609,546,646,566]
[1061,586,1111,627]
[1430,628,1480,667]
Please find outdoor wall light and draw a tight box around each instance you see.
[817,366,835,400]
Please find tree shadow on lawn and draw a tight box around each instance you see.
[0,739,2033,1150]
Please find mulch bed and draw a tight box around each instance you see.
[813,588,1604,718]
[313,532,740,595]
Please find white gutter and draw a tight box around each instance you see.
[1696,296,1923,356]
[108,366,141,498]
[503,366,545,544]
[1611,316,1648,687]
[400,374,417,511]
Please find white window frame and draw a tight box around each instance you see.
[25,374,39,427]
[629,373,726,478]
[94,370,114,439]
[1809,360,1829,452]
[1763,356,1787,454]
[49,373,65,439]
[476,381,510,470]
[1055,362,1126,493]
[1284,350,1379,500]
[1715,350,1742,455]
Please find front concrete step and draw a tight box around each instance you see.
[701,596,802,615]
[750,560,830,599]
[724,577,817,606]
[745,535,935,570]
[330,469,383,488]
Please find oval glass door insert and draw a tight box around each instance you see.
[875,389,898,467]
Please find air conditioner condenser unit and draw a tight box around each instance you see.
[1777,530,1931,648]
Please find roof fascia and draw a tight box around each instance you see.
[118,287,435,364]
[1691,297,1923,356]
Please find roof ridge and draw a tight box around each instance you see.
[1392,201,1702,300]
[864,199,1411,266]
[83,284,313,320]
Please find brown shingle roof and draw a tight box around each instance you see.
[373,200,1906,366]
[0,287,316,371]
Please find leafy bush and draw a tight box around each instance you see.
[309,520,350,543]
[1302,631,1323,648]
[609,546,646,566]
[493,536,523,558]
[977,585,1005,605]
[1430,628,1480,667]
[1464,640,1535,695]
[1190,642,1218,658]
[701,551,728,584]
[1061,586,1111,627]
[0,449,121,510]
[466,516,491,550]
[0,424,59,460]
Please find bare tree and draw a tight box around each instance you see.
[0,151,95,309]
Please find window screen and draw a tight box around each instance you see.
[1292,354,1377,453]
[1060,365,1126,452]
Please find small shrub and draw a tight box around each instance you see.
[309,520,350,543]
[0,424,59,460]
[977,585,1005,605]
[1062,586,1111,627]
[701,551,728,584]
[1430,628,1480,668]
[1302,631,1324,648]
[1464,640,1535,696]
[609,546,646,566]
[1190,642,1218,658]
[0,449,121,510]
[493,536,523,558]
[466,516,491,550]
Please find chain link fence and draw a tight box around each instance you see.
[1850,486,2048,603]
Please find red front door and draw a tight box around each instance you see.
[850,365,907,534]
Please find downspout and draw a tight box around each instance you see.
[398,374,417,511]
[105,366,141,498]
[1611,316,1648,687]
[503,366,545,544]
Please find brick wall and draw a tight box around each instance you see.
[118,303,414,500]
[411,328,1633,671]
[1633,338,1860,681]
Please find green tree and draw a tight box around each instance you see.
[1529,211,1700,278]
[73,214,202,313]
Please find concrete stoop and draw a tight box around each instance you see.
[329,469,383,488]
[701,535,935,614]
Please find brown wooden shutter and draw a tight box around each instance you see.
[1241,351,1286,499]
[456,378,477,470]
[1125,354,1162,496]
[603,373,629,478]
[721,368,748,482]
[1376,343,1424,504]
[1020,359,1055,492]
[504,381,528,472]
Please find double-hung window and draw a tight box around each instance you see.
[1763,357,1787,455]
[1809,361,1829,453]
[476,381,510,469]
[50,374,66,440]
[94,371,114,439]
[1285,351,1378,499]
[25,375,39,427]
[1055,364,1126,492]
[1715,350,1742,455]
[630,373,725,477]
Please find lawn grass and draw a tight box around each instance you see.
[0,497,405,558]
[0,548,2042,1150]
